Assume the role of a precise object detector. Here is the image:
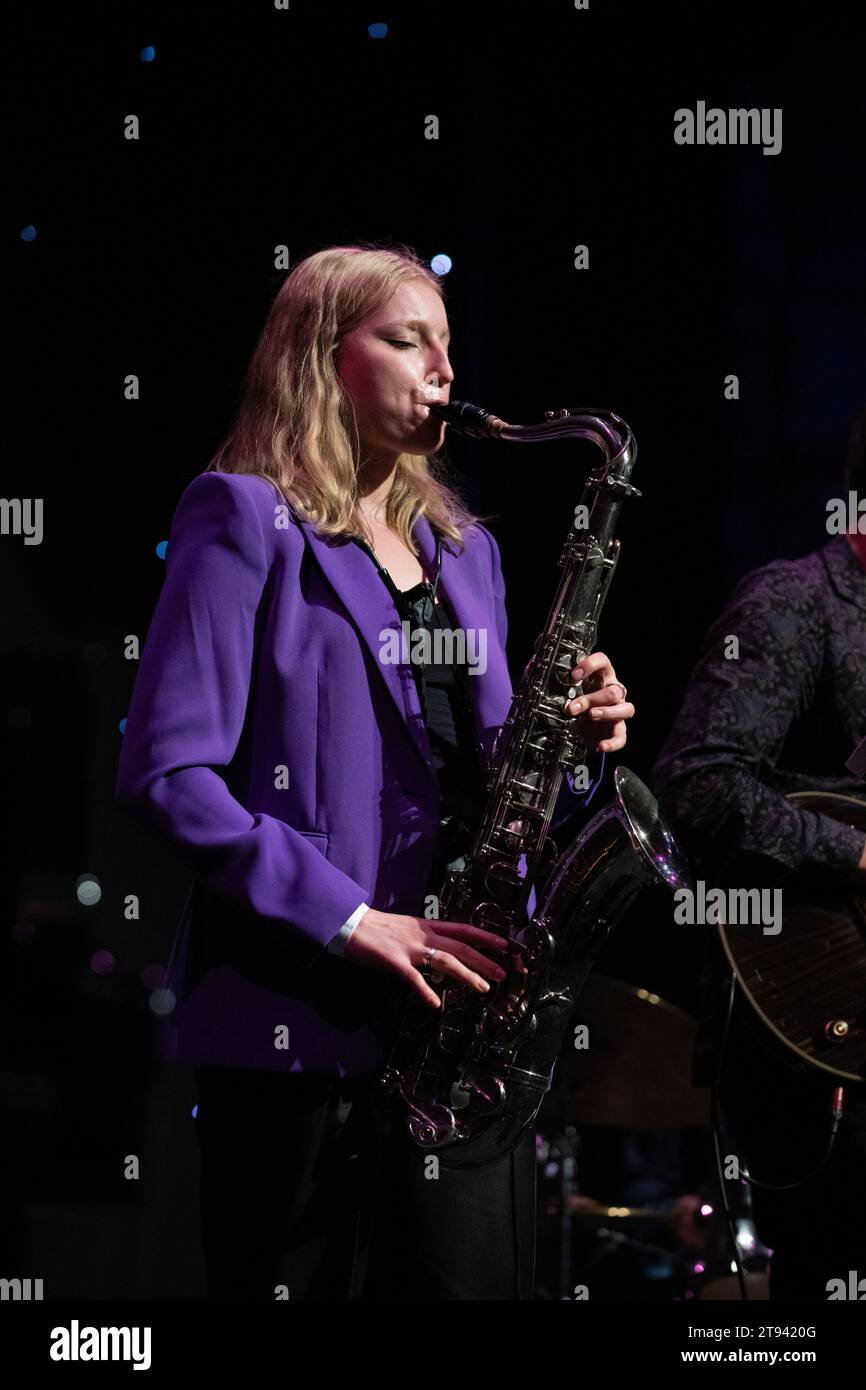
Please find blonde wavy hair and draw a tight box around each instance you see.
[208,242,490,555]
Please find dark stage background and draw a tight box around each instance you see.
[4,0,865,1299]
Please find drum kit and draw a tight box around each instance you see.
[535,973,771,1300]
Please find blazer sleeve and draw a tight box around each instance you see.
[480,521,605,827]
[115,471,372,964]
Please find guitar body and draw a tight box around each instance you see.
[718,792,866,1082]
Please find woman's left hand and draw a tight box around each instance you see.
[564,651,634,753]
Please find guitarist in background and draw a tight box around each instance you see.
[651,405,866,1300]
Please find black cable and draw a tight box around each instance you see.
[710,965,845,1300]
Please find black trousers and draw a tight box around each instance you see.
[193,1064,537,1300]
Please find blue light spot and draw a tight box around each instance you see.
[139,46,156,63]
[20,225,37,241]
[368,22,388,39]
[149,987,176,1017]
[192,1104,198,1119]
[77,875,103,908]
[119,717,127,734]
[156,539,168,559]
[430,253,452,276]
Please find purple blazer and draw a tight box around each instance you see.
[115,470,602,1078]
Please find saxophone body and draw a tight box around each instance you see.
[380,400,691,1168]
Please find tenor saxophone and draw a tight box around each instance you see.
[380,399,691,1168]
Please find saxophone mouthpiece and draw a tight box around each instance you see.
[429,399,507,438]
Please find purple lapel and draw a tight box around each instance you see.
[295,511,512,787]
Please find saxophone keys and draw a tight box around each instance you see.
[554,662,580,692]
[502,818,530,851]
[469,901,509,933]
[469,1073,506,1115]
[485,858,522,893]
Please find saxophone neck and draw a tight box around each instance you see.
[430,399,636,472]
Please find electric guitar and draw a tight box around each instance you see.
[718,791,866,1082]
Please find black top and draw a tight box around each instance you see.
[351,534,490,883]
[397,576,490,822]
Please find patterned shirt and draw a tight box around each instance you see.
[651,536,866,885]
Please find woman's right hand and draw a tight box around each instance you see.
[343,907,509,1008]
